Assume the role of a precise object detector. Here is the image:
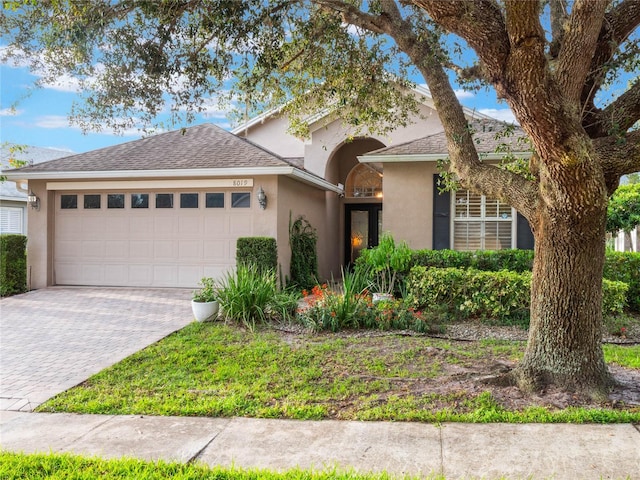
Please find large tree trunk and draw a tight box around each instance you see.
[514,169,613,397]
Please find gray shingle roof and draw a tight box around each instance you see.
[1,145,71,199]
[9,124,294,173]
[366,119,530,157]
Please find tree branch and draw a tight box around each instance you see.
[596,130,640,192]
[555,0,608,106]
[412,0,510,93]
[580,0,640,118]
[599,78,640,134]
[549,0,568,59]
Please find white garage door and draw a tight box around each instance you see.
[54,190,254,287]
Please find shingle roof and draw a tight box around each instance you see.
[1,144,71,199]
[9,124,294,173]
[365,119,529,157]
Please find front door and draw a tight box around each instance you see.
[345,203,382,265]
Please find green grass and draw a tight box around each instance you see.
[0,451,435,480]
[36,322,640,423]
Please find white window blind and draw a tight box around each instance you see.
[453,190,513,251]
[0,207,24,234]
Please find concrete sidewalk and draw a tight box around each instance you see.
[1,412,639,479]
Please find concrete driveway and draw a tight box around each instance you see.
[0,287,193,412]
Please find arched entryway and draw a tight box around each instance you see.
[324,137,385,268]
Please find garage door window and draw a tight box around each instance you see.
[231,192,250,208]
[131,193,149,209]
[206,192,224,208]
[180,193,198,208]
[61,195,77,209]
[156,193,173,208]
[84,194,101,209]
[107,194,125,209]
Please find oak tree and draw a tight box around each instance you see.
[2,0,639,396]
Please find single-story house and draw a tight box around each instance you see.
[5,88,534,289]
[1,145,70,235]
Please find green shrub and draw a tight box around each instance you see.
[604,252,640,311]
[357,233,412,295]
[216,264,278,330]
[236,237,277,273]
[602,278,629,315]
[407,266,627,326]
[288,215,319,290]
[0,234,27,297]
[410,249,534,272]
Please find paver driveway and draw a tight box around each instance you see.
[0,287,193,412]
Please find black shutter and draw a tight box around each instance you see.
[516,213,535,250]
[433,174,450,250]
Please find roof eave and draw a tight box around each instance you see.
[4,166,343,193]
[359,151,533,163]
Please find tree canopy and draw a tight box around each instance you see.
[607,182,640,234]
[2,0,640,395]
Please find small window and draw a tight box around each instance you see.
[131,193,149,209]
[61,194,77,209]
[231,192,250,208]
[156,193,174,208]
[107,194,125,209]
[84,194,101,209]
[180,193,198,208]
[205,192,224,208]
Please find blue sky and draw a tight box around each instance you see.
[0,52,517,156]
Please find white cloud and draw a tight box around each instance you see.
[454,89,475,100]
[34,115,73,129]
[0,107,23,116]
[478,108,518,124]
[41,73,82,93]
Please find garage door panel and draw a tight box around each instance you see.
[81,217,106,238]
[130,240,154,259]
[105,217,130,237]
[129,265,153,285]
[57,240,81,259]
[154,240,178,260]
[153,265,179,286]
[104,265,128,284]
[81,240,105,258]
[81,264,104,284]
[179,240,203,259]
[154,216,177,235]
[204,215,230,234]
[179,216,203,234]
[55,190,244,287]
[204,239,228,260]
[130,217,153,237]
[105,240,128,258]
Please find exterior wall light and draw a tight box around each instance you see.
[257,186,267,210]
[27,191,40,211]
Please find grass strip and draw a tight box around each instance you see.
[0,451,432,480]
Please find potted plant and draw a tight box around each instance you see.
[359,233,412,302]
[191,277,219,322]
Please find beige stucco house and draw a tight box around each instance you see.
[5,89,534,289]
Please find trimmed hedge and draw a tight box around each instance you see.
[603,252,640,312]
[410,249,535,273]
[407,266,628,324]
[0,234,27,297]
[409,249,639,312]
[236,237,277,273]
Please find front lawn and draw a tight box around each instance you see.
[37,322,640,423]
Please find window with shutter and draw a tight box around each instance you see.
[452,189,514,251]
[0,207,24,234]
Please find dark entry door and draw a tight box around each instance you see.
[345,204,382,265]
